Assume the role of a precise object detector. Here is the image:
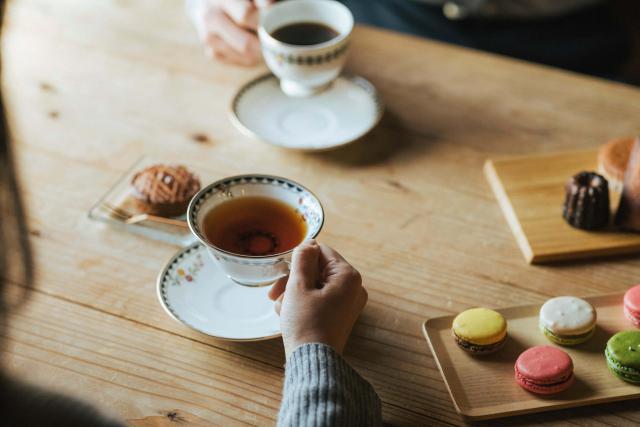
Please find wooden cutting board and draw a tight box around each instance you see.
[423,293,640,421]
[484,149,640,264]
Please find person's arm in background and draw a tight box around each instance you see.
[186,0,273,66]
[268,240,382,427]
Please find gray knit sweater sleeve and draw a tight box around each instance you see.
[278,343,382,427]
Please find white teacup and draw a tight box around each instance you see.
[258,0,353,97]
[187,175,324,287]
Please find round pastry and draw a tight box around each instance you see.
[598,136,635,193]
[452,308,507,355]
[615,138,640,230]
[131,164,200,217]
[605,330,640,383]
[624,284,640,327]
[562,171,610,230]
[539,296,597,346]
[515,346,574,394]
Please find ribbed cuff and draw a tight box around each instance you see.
[278,343,382,427]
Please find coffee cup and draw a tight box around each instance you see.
[187,174,324,287]
[258,0,353,97]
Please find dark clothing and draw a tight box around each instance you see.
[341,0,631,79]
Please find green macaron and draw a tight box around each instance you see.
[605,330,640,384]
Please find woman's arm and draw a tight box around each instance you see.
[279,343,381,427]
[268,241,382,427]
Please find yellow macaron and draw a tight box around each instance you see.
[452,308,507,354]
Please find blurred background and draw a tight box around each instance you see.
[339,0,640,85]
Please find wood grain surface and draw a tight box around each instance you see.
[2,0,640,425]
[424,293,640,420]
[485,150,640,263]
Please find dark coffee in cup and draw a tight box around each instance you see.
[259,0,354,97]
[270,22,339,46]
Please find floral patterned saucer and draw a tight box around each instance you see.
[156,243,281,341]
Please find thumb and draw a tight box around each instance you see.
[288,240,320,291]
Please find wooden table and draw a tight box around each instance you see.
[3,0,640,425]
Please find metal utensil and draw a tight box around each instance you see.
[102,203,188,228]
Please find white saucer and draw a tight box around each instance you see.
[230,73,383,151]
[157,243,281,341]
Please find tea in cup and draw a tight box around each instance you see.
[258,0,353,97]
[187,175,324,287]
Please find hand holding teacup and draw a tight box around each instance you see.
[189,0,354,97]
[187,0,275,66]
[268,240,368,357]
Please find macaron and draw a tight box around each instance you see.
[623,285,640,327]
[515,345,575,395]
[605,330,640,384]
[452,308,507,355]
[539,296,597,346]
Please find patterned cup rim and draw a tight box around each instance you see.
[187,174,324,259]
[258,0,354,52]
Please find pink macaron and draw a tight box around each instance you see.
[515,346,574,395]
[624,285,640,327]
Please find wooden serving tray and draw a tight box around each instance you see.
[422,294,640,421]
[484,149,640,264]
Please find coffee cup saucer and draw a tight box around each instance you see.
[157,243,281,341]
[230,73,383,151]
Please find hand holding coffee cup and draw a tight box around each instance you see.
[258,0,354,97]
[187,175,324,287]
[186,0,274,66]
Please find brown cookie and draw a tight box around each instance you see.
[131,164,201,217]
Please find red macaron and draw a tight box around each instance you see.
[624,285,640,327]
[515,346,574,395]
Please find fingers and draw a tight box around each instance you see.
[190,0,265,65]
[318,243,347,264]
[205,34,260,66]
[317,244,363,294]
[288,240,321,291]
[268,276,288,301]
[206,9,260,55]
[220,0,259,29]
[318,243,352,280]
